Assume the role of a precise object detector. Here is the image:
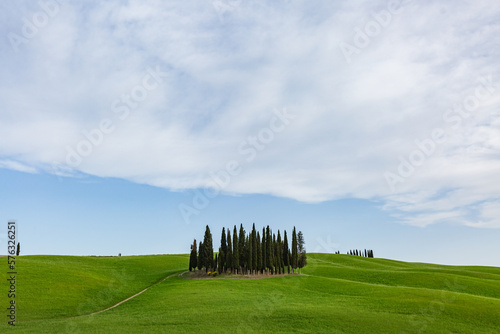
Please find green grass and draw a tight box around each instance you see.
[3,254,500,333]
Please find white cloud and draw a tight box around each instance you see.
[0,160,37,174]
[1,0,500,227]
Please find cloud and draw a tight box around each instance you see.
[1,0,499,227]
[0,160,37,174]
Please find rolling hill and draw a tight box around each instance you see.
[3,253,500,333]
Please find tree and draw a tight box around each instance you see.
[218,248,224,273]
[277,230,283,274]
[220,227,227,271]
[226,229,233,273]
[247,235,252,274]
[291,226,298,273]
[257,231,262,274]
[16,242,20,256]
[266,226,272,274]
[203,225,214,272]
[198,241,205,270]
[283,230,290,273]
[189,239,197,271]
[262,227,267,273]
[233,226,239,274]
[238,224,245,273]
[272,233,276,274]
[297,231,307,274]
[252,223,257,274]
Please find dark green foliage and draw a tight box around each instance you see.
[226,229,232,272]
[272,233,276,274]
[291,226,298,273]
[16,242,20,256]
[256,231,262,274]
[189,224,307,275]
[217,248,224,273]
[198,241,204,270]
[220,227,227,271]
[297,231,307,273]
[277,230,283,274]
[247,235,252,273]
[238,224,245,271]
[283,230,290,273]
[251,223,257,273]
[266,226,272,272]
[189,239,197,271]
[233,226,239,273]
[203,225,214,272]
[262,227,267,272]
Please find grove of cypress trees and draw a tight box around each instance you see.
[189,224,308,276]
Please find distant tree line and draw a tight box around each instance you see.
[346,249,374,258]
[189,224,307,275]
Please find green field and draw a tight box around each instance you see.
[2,253,500,333]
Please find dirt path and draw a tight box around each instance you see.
[78,270,187,318]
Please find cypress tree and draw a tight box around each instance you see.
[283,230,290,273]
[198,241,204,270]
[218,248,224,273]
[203,225,214,272]
[220,227,227,271]
[247,235,252,274]
[291,226,298,273]
[252,223,257,274]
[272,233,278,274]
[16,242,20,256]
[297,231,307,274]
[238,224,245,273]
[257,231,262,274]
[214,253,218,271]
[262,227,267,273]
[277,230,283,274]
[226,229,232,273]
[189,239,197,271]
[233,226,239,274]
[266,226,272,274]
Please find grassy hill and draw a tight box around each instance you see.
[3,253,500,333]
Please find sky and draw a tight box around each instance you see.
[1,0,499,266]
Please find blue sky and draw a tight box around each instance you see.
[1,0,499,266]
